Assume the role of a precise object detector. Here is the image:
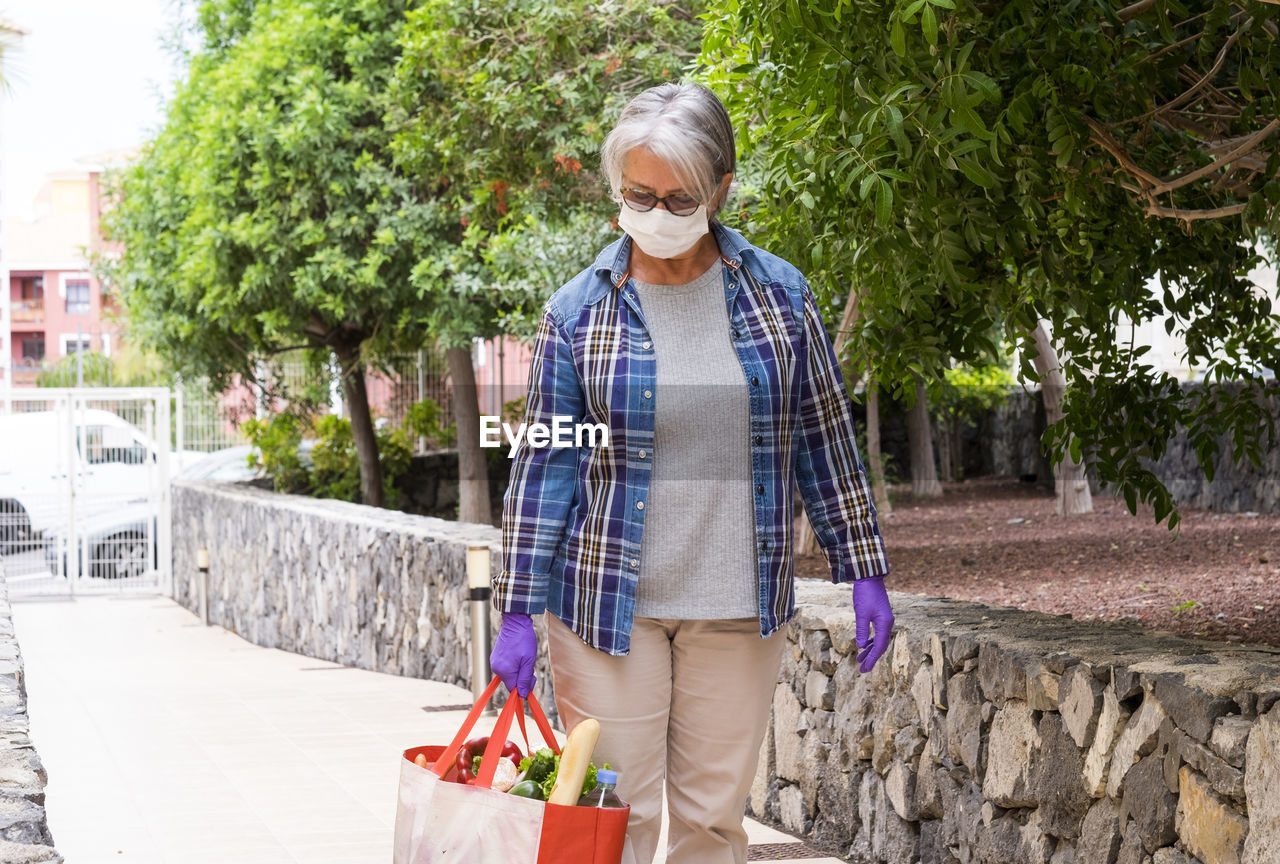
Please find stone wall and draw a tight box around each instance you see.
[170,480,560,722]
[762,581,1280,864]
[0,576,62,862]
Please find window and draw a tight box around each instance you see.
[21,338,44,362]
[62,337,91,356]
[20,277,43,300]
[65,280,90,315]
[79,425,149,465]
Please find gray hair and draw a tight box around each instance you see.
[600,82,737,219]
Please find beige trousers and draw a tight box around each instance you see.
[546,613,786,864]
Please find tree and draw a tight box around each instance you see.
[700,0,1280,527]
[100,0,446,508]
[386,0,704,522]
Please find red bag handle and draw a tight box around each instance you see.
[429,677,563,783]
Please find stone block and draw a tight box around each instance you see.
[803,628,837,675]
[1062,662,1104,749]
[985,699,1041,807]
[1028,666,1062,711]
[927,632,949,710]
[1020,809,1056,864]
[1077,798,1123,864]
[805,670,835,711]
[0,750,46,796]
[946,672,984,774]
[773,683,804,783]
[914,764,944,820]
[1085,685,1124,797]
[1178,766,1247,864]
[891,631,926,687]
[1107,694,1167,799]
[778,784,809,835]
[911,664,936,727]
[1116,821,1145,864]
[1211,715,1253,768]
[1032,713,1091,838]
[1152,676,1234,743]
[0,840,62,864]
[979,642,1029,705]
[1178,731,1245,800]
[885,759,917,821]
[1244,705,1280,864]
[1151,850,1194,864]
[1120,755,1177,853]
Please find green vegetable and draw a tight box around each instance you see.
[515,746,611,800]
[509,779,545,799]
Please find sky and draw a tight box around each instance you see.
[1,0,187,218]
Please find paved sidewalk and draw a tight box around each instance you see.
[10,595,840,863]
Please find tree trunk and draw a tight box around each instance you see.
[866,384,891,514]
[334,341,385,508]
[1029,321,1093,516]
[935,416,955,482]
[907,375,943,498]
[447,344,492,525]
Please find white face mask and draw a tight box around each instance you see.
[617,203,710,259]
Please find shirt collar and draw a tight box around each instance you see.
[586,222,753,305]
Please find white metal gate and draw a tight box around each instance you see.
[0,387,173,596]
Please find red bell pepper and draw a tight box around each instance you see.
[455,737,523,784]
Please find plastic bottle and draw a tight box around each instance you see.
[577,769,626,808]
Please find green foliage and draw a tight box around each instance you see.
[242,413,310,494]
[36,353,117,388]
[405,398,457,449]
[387,0,705,346]
[700,0,1280,524]
[311,414,413,506]
[932,362,1017,426]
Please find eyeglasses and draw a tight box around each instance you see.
[619,187,701,217]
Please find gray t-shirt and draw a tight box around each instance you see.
[630,260,758,620]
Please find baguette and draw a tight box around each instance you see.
[547,718,601,805]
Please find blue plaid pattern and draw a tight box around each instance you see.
[496,223,889,656]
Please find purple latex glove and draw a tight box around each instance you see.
[853,576,894,673]
[490,613,538,697]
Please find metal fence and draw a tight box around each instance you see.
[0,387,173,596]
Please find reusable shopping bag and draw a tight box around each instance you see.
[393,676,630,864]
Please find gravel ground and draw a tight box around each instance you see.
[796,475,1280,649]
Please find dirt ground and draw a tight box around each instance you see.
[795,475,1280,649]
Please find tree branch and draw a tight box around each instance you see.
[1143,201,1247,221]
[1114,25,1244,126]
[1084,117,1163,187]
[1117,0,1157,23]
[1147,118,1280,195]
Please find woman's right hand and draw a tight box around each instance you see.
[490,613,538,697]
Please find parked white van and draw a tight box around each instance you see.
[0,408,196,544]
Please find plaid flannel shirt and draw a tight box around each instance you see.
[495,222,889,655]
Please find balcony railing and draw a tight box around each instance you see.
[11,299,44,323]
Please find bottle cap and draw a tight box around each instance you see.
[596,769,618,786]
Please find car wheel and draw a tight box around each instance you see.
[91,532,151,580]
[0,500,32,552]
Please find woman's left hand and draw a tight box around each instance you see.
[852,576,894,673]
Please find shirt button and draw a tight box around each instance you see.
[729,283,736,291]
[761,540,770,550]
[751,376,760,386]
[643,389,652,399]
[636,501,645,511]
[756,485,765,495]
[642,341,652,349]
[754,435,763,445]
[733,330,741,338]
[630,559,639,568]
[638,449,647,459]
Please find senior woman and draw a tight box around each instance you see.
[491,82,893,864]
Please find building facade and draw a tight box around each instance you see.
[3,163,121,387]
